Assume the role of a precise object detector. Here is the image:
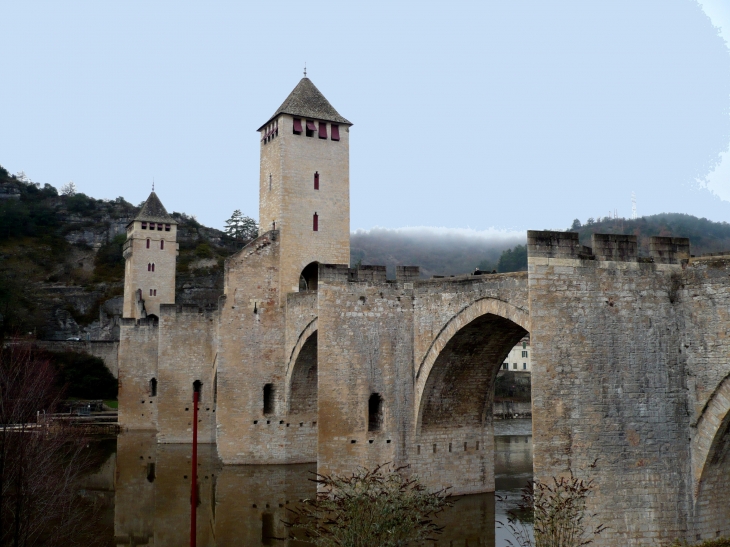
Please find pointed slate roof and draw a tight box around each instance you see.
[257,77,352,131]
[134,191,176,224]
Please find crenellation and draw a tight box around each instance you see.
[115,82,730,545]
[592,233,638,262]
[650,236,691,264]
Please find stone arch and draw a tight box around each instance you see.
[285,318,318,413]
[299,261,319,291]
[414,297,530,428]
[692,373,730,536]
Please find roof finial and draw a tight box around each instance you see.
[152,177,155,192]
[303,62,307,77]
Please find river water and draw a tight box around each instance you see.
[82,418,533,546]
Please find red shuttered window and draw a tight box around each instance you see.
[293,118,302,134]
[331,124,340,141]
[306,120,315,137]
[313,213,319,232]
[314,172,319,190]
[318,122,327,139]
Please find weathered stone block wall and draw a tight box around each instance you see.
[217,233,317,464]
[260,114,351,302]
[118,318,159,430]
[528,231,692,546]
[156,304,217,444]
[317,273,414,479]
[680,256,730,539]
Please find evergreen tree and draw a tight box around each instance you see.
[224,210,258,241]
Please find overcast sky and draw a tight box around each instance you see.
[2,0,730,233]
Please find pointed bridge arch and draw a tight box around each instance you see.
[285,318,318,412]
[692,372,730,534]
[414,297,530,433]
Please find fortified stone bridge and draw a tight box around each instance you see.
[120,229,730,545]
[276,231,730,545]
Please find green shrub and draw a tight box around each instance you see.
[505,469,605,547]
[93,234,126,282]
[287,464,450,547]
[194,243,214,258]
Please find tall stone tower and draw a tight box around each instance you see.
[257,77,352,299]
[122,192,178,319]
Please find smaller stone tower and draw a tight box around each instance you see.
[122,192,178,319]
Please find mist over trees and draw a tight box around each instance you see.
[350,227,524,278]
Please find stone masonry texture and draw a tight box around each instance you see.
[117,78,730,545]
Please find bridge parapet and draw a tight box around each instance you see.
[591,233,637,262]
[649,236,690,264]
[527,230,593,259]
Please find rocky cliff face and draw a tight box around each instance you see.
[0,172,244,341]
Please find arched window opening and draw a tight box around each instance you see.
[193,380,202,402]
[146,463,156,483]
[313,213,318,232]
[314,171,319,190]
[152,263,155,272]
[263,383,275,415]
[368,393,383,432]
[299,262,319,292]
[147,263,151,271]
[149,378,157,397]
[146,239,150,248]
[160,240,164,250]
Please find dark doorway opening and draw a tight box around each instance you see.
[368,393,383,431]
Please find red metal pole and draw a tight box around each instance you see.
[191,390,198,547]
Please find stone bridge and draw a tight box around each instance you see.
[120,230,730,545]
[276,232,730,544]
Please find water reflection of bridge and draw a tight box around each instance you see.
[112,431,539,546]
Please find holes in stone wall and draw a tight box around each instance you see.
[433,444,437,453]
[368,393,383,432]
[263,384,275,415]
[449,443,452,453]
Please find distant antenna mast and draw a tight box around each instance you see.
[631,192,637,220]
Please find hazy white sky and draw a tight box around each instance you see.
[697,0,730,202]
[1,0,730,232]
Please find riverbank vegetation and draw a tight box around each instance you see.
[287,464,450,547]
[0,343,106,546]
